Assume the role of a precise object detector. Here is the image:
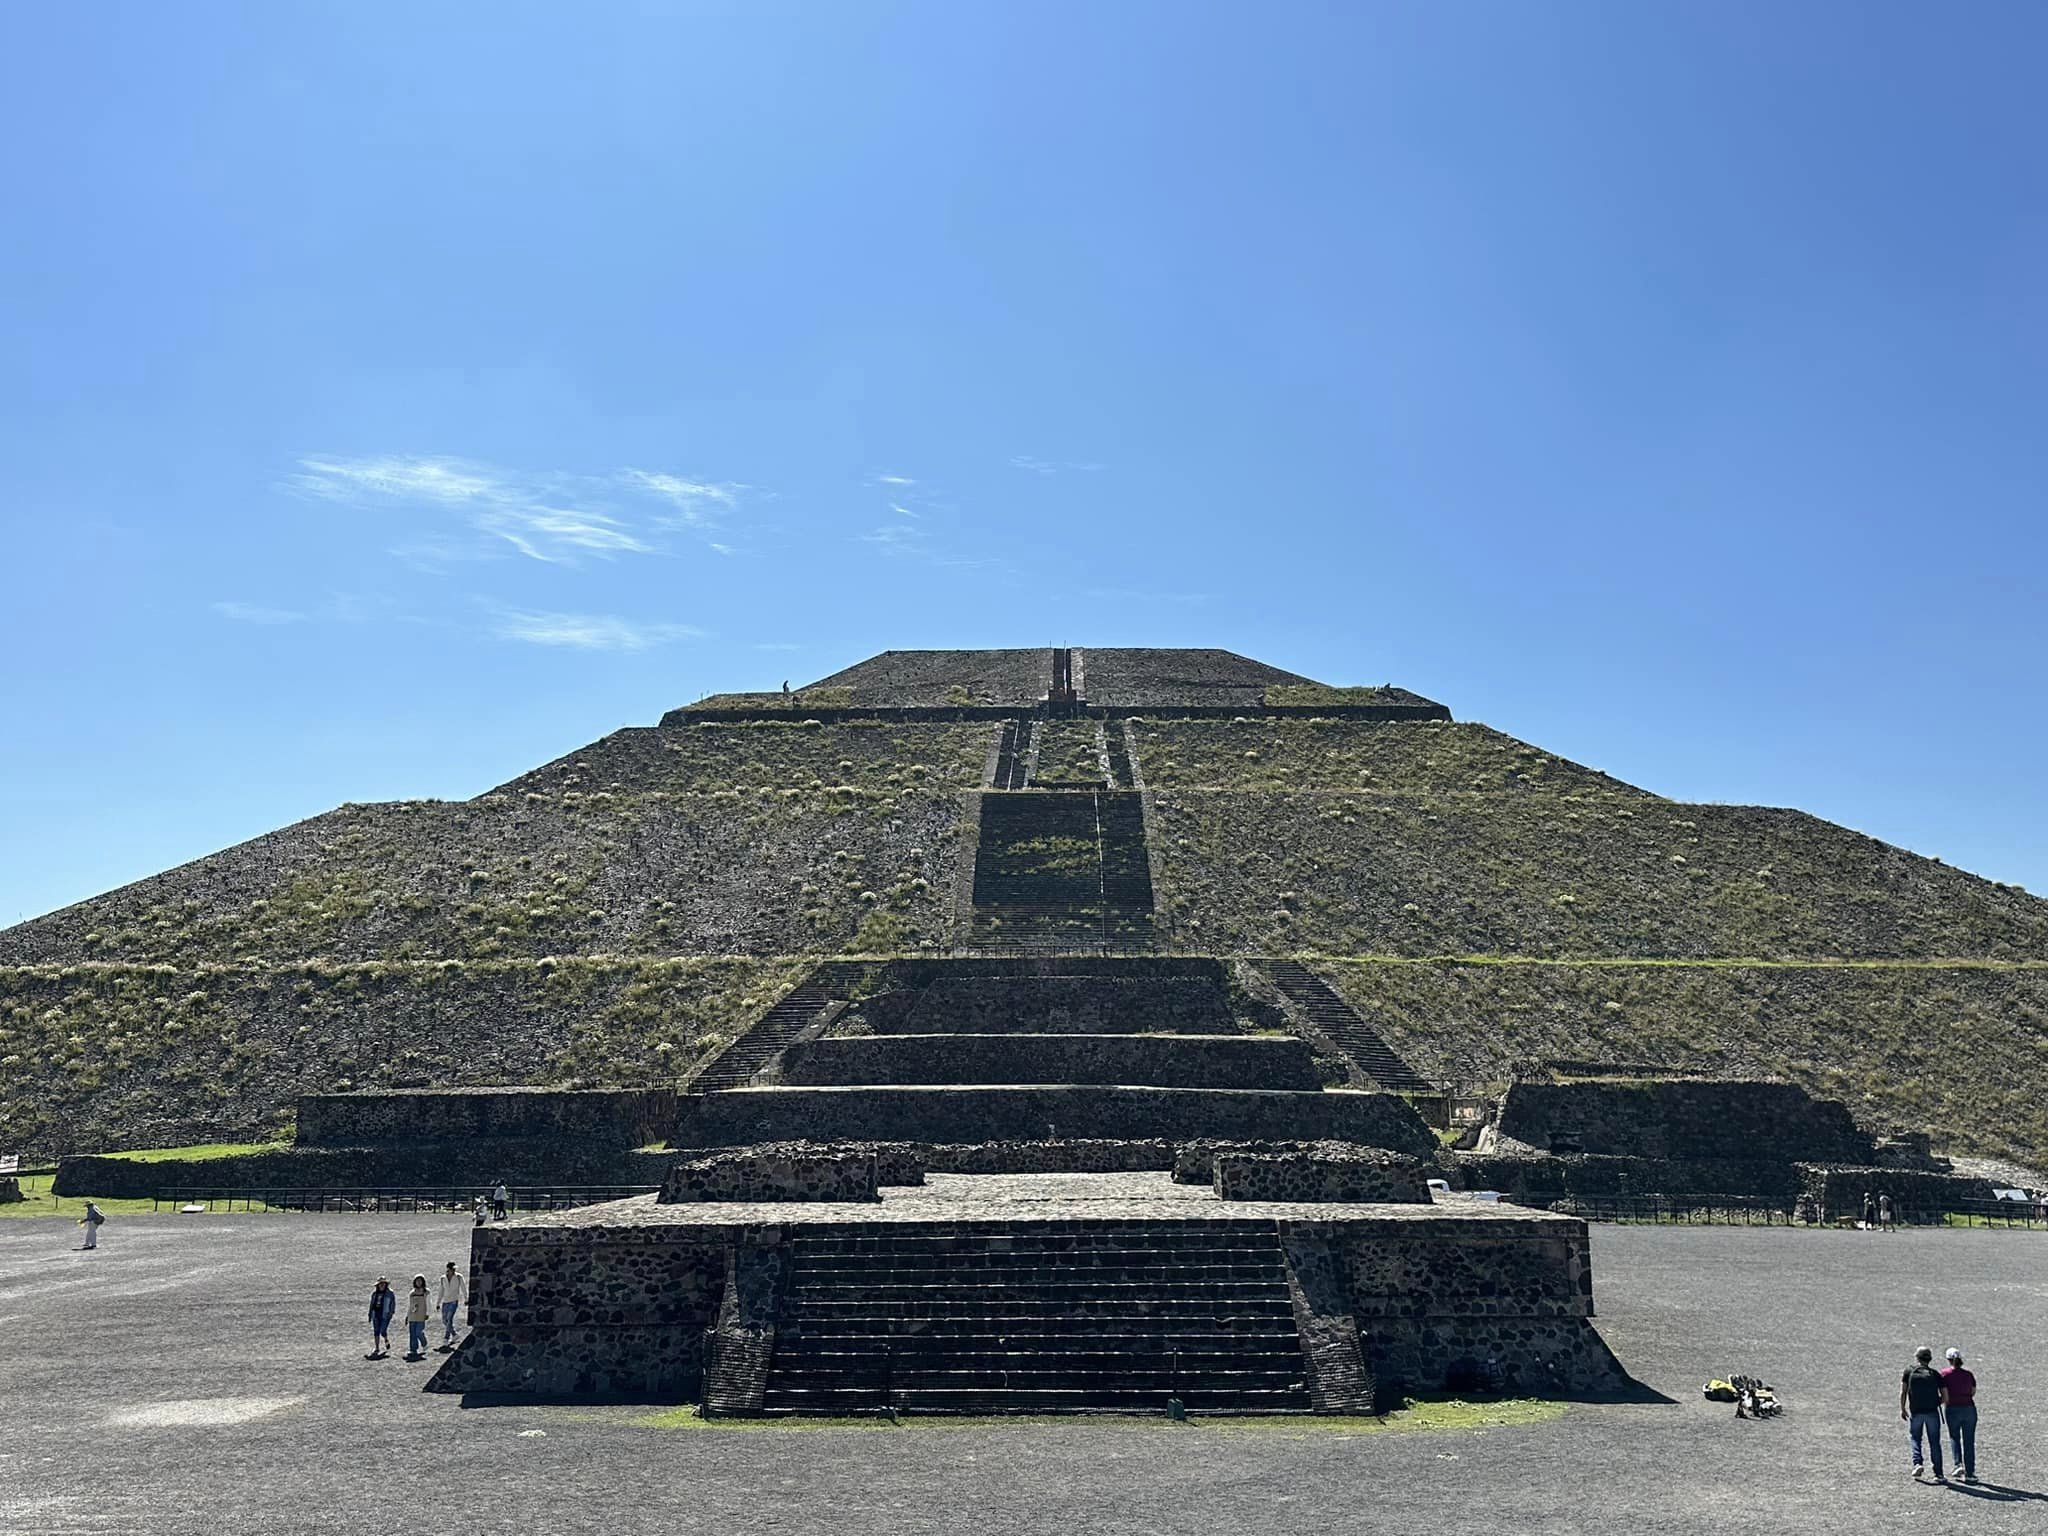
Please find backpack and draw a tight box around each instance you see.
[87,1208,106,1225]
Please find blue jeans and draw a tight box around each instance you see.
[441,1300,460,1342]
[1909,1411,1944,1475]
[1946,1403,1977,1477]
[408,1320,428,1355]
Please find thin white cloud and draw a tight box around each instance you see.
[290,455,749,566]
[489,607,707,651]
[621,469,741,528]
[1010,455,1104,475]
[889,503,920,519]
[212,601,307,625]
[874,473,915,487]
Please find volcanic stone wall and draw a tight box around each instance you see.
[298,1087,674,1148]
[888,974,1240,1034]
[675,1086,1439,1153]
[778,1033,1322,1089]
[427,1217,731,1400]
[1214,1150,1433,1203]
[657,1145,881,1203]
[1493,1080,1870,1162]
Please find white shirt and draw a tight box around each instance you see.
[438,1271,467,1306]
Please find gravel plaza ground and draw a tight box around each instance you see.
[2,1202,2045,1536]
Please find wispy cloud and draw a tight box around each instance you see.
[873,473,916,487]
[622,469,741,529]
[1010,455,1103,476]
[888,503,920,519]
[212,601,307,625]
[488,607,707,651]
[290,455,749,566]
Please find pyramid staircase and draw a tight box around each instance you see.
[968,791,1155,954]
[1264,961,1431,1093]
[761,1222,1312,1414]
[687,961,870,1092]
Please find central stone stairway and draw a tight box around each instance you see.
[969,790,1156,953]
[761,1221,1312,1414]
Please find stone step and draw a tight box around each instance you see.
[787,1281,1291,1306]
[671,1083,1438,1152]
[688,961,869,1092]
[1266,961,1432,1094]
[792,1261,1289,1284]
[758,1385,1312,1414]
[785,1305,1298,1329]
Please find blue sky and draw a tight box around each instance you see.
[3,2,2044,924]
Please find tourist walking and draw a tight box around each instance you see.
[367,1277,396,1359]
[1878,1192,1896,1231]
[77,1200,105,1250]
[491,1181,509,1221]
[437,1261,467,1350]
[1861,1191,1877,1230]
[404,1275,431,1360]
[1941,1348,1978,1484]
[1899,1346,1948,1482]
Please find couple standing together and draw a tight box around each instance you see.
[1900,1346,1980,1484]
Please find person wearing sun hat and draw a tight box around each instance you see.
[1941,1347,1979,1483]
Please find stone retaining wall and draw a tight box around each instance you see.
[778,1033,1321,1089]
[427,1221,733,1400]
[1493,1080,1869,1163]
[1215,1151,1432,1204]
[887,975,1240,1035]
[658,1145,880,1204]
[921,1139,1177,1173]
[1448,1152,1810,1204]
[298,1088,675,1149]
[1798,1163,1996,1218]
[674,1086,1438,1154]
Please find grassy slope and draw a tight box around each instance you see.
[1318,958,2048,1164]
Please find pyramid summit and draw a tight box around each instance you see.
[4,643,2046,1166]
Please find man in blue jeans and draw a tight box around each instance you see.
[1941,1347,1978,1484]
[1899,1345,1948,1482]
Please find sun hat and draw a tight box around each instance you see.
[1946,1348,1964,1363]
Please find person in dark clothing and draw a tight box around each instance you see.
[1942,1348,1979,1484]
[1862,1191,1877,1230]
[367,1277,397,1359]
[1900,1346,1948,1481]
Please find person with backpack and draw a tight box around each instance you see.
[1899,1345,1948,1482]
[403,1275,432,1360]
[436,1261,467,1350]
[491,1181,509,1221]
[77,1201,105,1251]
[367,1277,396,1359]
[1941,1347,1979,1484]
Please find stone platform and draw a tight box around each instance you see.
[427,1171,1633,1414]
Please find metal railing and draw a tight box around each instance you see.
[1547,1195,2048,1230]
[151,1185,657,1214]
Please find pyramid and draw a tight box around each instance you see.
[4,645,2045,1162]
